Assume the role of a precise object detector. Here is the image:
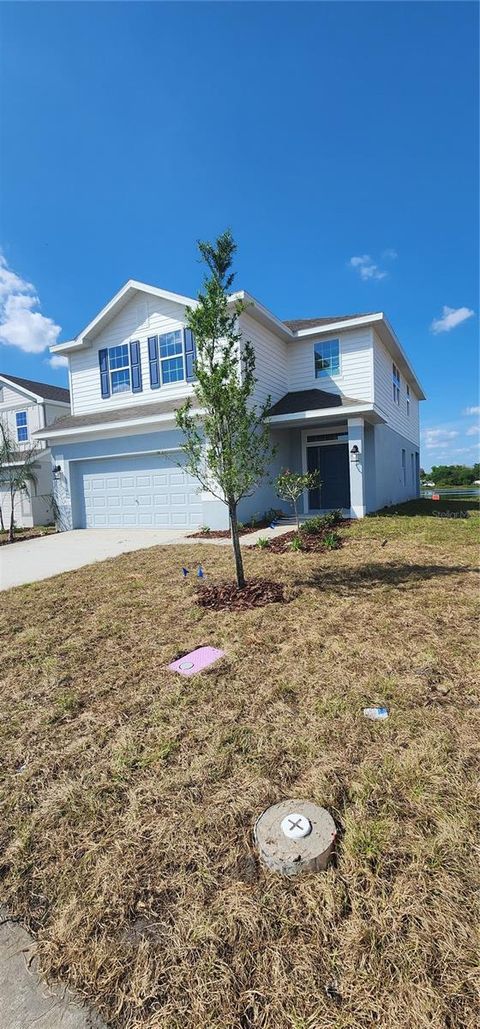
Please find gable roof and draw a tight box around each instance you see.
[0,373,70,404]
[51,280,198,354]
[48,279,425,399]
[284,313,375,332]
[268,388,361,417]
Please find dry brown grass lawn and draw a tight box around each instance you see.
[1,508,479,1029]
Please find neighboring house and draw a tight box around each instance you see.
[34,281,425,530]
[0,374,70,528]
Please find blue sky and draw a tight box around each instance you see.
[0,1,478,470]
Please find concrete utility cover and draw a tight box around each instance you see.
[254,799,336,876]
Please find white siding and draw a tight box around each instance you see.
[239,311,289,407]
[43,402,70,430]
[372,330,420,445]
[0,395,45,450]
[69,293,195,416]
[287,327,374,403]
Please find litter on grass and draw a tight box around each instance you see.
[168,646,225,676]
[363,706,389,720]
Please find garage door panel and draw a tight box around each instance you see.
[77,453,202,529]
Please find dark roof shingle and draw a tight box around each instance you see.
[284,313,375,332]
[268,389,361,417]
[1,373,70,404]
[38,398,189,434]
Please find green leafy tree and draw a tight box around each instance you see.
[276,468,321,533]
[430,464,477,486]
[175,230,275,589]
[0,421,40,541]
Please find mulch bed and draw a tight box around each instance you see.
[196,577,287,610]
[250,529,347,554]
[188,521,275,539]
[0,530,57,547]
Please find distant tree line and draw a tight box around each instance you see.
[420,463,480,486]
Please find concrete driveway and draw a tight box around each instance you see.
[0,528,191,591]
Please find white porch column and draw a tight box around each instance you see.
[348,417,366,518]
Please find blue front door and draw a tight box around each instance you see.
[307,444,350,510]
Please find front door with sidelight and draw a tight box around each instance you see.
[306,443,350,510]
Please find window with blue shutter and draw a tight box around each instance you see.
[130,340,142,393]
[184,328,197,382]
[148,336,160,389]
[99,349,110,398]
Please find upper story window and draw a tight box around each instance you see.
[392,362,400,405]
[159,330,184,384]
[108,345,131,394]
[16,411,28,442]
[406,383,410,415]
[314,338,340,378]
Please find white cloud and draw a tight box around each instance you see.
[382,248,398,260]
[48,354,68,369]
[349,255,388,281]
[0,255,61,354]
[430,305,475,334]
[423,428,459,449]
[463,406,480,416]
[466,424,479,436]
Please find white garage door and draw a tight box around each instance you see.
[77,453,202,529]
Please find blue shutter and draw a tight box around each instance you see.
[148,336,160,389]
[184,328,196,382]
[130,340,142,393]
[99,348,110,398]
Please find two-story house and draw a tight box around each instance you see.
[0,373,70,528]
[34,281,425,530]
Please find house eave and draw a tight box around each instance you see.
[33,407,204,442]
[0,374,43,403]
[267,404,386,427]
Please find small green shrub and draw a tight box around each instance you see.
[323,531,341,550]
[300,511,343,536]
[199,525,211,534]
[289,534,304,552]
[256,536,270,549]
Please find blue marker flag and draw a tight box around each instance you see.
[182,567,189,577]
[197,565,205,579]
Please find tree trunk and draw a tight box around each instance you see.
[293,497,300,534]
[0,504,4,533]
[9,493,15,542]
[229,502,246,589]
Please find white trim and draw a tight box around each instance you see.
[50,280,198,354]
[47,281,425,398]
[67,446,183,463]
[312,334,341,382]
[0,375,43,403]
[295,314,383,339]
[301,428,350,514]
[0,375,70,406]
[267,403,386,425]
[34,406,204,441]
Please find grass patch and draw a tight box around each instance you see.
[0,509,479,1028]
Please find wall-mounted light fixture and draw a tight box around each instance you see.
[52,464,61,474]
[350,445,360,464]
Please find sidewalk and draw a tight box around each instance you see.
[0,912,104,1029]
